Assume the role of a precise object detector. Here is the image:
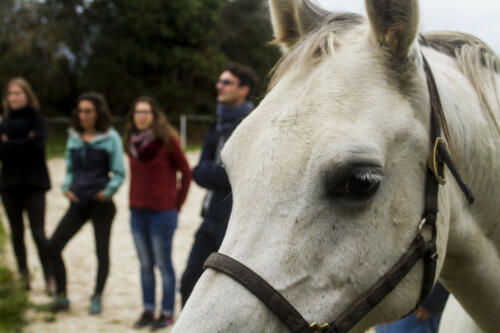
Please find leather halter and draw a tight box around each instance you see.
[203,53,475,333]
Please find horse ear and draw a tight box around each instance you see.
[269,0,329,52]
[365,0,420,62]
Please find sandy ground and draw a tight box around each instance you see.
[2,152,375,333]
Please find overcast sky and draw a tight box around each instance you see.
[314,0,500,52]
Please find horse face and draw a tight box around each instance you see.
[219,44,430,330]
[174,1,449,332]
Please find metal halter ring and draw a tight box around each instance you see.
[310,322,330,333]
[429,137,447,185]
[417,218,428,235]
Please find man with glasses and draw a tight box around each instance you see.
[180,62,258,306]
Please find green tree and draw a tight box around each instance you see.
[219,0,281,99]
[0,0,84,115]
[80,0,228,116]
[0,0,281,118]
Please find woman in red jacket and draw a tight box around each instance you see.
[123,96,192,330]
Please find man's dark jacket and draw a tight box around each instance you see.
[193,101,253,239]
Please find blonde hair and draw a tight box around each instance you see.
[2,77,40,115]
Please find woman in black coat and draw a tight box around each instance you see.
[0,77,52,293]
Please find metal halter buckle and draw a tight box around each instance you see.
[428,137,447,185]
[310,322,330,332]
[417,218,428,235]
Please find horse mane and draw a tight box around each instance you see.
[269,15,500,134]
[422,32,500,134]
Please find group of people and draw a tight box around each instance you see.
[0,62,258,330]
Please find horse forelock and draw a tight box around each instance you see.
[269,12,365,91]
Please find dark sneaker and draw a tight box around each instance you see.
[49,295,70,313]
[89,294,102,315]
[134,310,155,328]
[150,313,174,331]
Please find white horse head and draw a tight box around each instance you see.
[174,0,500,332]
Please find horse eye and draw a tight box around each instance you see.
[345,173,382,196]
[326,166,383,200]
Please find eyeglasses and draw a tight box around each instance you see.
[78,108,94,114]
[134,109,152,115]
[217,79,237,86]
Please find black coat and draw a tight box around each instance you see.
[193,102,253,239]
[0,106,51,192]
[193,123,232,226]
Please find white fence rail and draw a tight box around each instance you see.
[179,114,213,148]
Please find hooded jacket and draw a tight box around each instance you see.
[62,127,125,205]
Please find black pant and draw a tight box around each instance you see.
[46,200,115,296]
[1,190,50,283]
[180,219,226,306]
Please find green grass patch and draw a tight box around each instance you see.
[185,144,201,152]
[46,123,68,159]
[0,222,29,333]
[0,224,5,254]
[46,136,67,159]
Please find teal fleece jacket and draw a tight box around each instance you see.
[62,128,125,204]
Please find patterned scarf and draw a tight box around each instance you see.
[129,129,161,160]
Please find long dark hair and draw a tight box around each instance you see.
[123,96,179,155]
[71,92,113,133]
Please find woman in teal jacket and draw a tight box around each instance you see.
[46,92,125,314]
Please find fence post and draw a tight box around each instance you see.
[180,114,187,148]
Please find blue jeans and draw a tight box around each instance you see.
[375,313,441,333]
[131,209,178,313]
